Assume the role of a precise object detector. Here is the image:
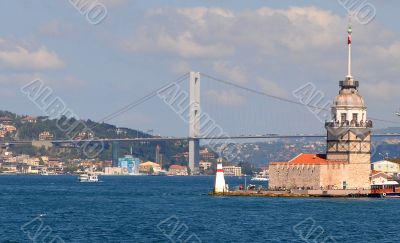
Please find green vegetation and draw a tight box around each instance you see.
[0,110,189,167]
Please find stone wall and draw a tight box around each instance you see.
[269,164,321,190]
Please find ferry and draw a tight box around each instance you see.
[369,181,400,198]
[78,173,99,182]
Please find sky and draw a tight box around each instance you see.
[0,0,399,137]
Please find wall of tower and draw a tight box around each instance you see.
[346,153,371,189]
[268,164,321,190]
[320,163,347,189]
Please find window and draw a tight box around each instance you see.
[341,113,347,123]
[352,113,358,122]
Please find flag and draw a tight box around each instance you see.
[348,34,352,45]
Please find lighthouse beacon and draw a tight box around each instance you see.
[214,159,227,193]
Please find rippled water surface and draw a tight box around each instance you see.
[0,175,398,242]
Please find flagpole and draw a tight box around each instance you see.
[347,25,352,78]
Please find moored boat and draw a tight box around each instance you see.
[369,181,400,198]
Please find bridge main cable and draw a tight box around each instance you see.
[89,72,190,129]
[202,73,400,125]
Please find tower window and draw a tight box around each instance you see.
[352,113,358,122]
[341,113,346,123]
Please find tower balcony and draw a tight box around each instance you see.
[339,80,359,89]
[325,120,373,128]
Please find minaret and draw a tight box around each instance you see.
[325,23,372,189]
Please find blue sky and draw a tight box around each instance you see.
[0,0,399,137]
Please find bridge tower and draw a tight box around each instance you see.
[188,72,200,174]
[112,141,119,167]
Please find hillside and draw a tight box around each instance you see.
[0,110,189,167]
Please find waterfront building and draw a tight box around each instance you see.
[269,25,372,190]
[223,166,242,176]
[118,155,140,175]
[371,170,390,185]
[199,161,212,171]
[372,160,400,175]
[168,165,188,176]
[104,167,124,175]
[139,161,161,174]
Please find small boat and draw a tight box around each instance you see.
[251,176,269,182]
[247,184,257,190]
[40,171,49,176]
[78,173,99,182]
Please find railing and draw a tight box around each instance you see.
[325,120,373,128]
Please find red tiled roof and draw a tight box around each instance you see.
[270,153,347,165]
[22,116,36,121]
[169,165,187,170]
[371,170,387,176]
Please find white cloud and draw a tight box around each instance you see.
[363,81,400,101]
[121,5,400,111]
[206,89,245,106]
[212,61,248,84]
[257,77,289,98]
[100,0,128,7]
[0,39,65,70]
[0,73,43,85]
[124,30,233,58]
[171,61,191,74]
[124,6,346,60]
[82,0,128,7]
[358,41,400,77]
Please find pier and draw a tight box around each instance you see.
[211,189,371,198]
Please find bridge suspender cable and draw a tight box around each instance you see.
[89,73,189,130]
[202,73,400,125]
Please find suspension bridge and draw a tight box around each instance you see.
[3,72,400,173]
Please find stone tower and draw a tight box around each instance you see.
[325,24,372,189]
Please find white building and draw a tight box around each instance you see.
[223,166,242,176]
[372,160,400,175]
[104,167,123,175]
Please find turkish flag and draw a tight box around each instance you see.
[348,34,352,45]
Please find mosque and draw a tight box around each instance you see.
[269,25,372,191]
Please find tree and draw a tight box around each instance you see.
[238,161,256,176]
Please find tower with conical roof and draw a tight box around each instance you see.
[325,23,372,189]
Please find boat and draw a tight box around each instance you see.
[40,171,49,176]
[251,176,269,182]
[369,181,400,198]
[78,173,99,182]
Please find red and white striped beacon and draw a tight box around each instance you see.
[214,159,227,193]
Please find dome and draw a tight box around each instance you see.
[334,90,365,108]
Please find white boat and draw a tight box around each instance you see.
[79,173,99,182]
[40,171,49,176]
[251,176,269,182]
